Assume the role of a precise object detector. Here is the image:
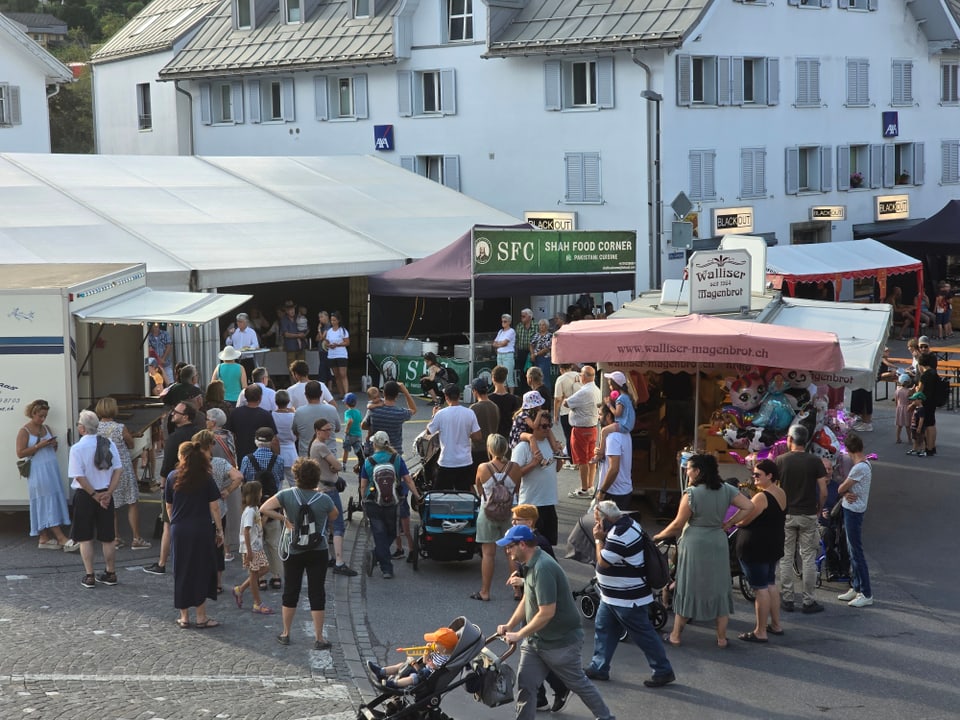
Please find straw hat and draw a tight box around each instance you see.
[218,346,241,361]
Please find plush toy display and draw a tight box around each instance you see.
[809,426,839,461]
[722,373,765,427]
[722,425,781,453]
[782,369,813,410]
[751,373,796,434]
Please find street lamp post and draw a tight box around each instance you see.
[641,89,663,289]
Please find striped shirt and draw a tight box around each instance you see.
[595,516,653,607]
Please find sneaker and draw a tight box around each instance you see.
[801,601,825,614]
[906,449,918,456]
[781,599,795,612]
[917,451,928,457]
[114,538,127,550]
[583,666,609,681]
[643,671,676,688]
[837,588,858,601]
[391,548,405,559]
[130,537,152,550]
[848,593,874,608]
[143,562,166,575]
[333,564,358,577]
[62,539,81,553]
[367,661,385,679]
[551,688,571,711]
[224,552,235,562]
[851,422,873,432]
[80,574,95,589]
[96,571,118,586]
[382,570,394,579]
[568,488,593,498]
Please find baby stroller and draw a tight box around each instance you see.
[411,429,441,496]
[358,617,515,720]
[410,491,480,571]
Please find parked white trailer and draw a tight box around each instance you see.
[0,264,249,508]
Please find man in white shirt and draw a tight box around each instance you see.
[595,405,633,510]
[68,409,122,589]
[492,313,517,392]
[226,312,260,378]
[427,384,481,492]
[286,359,333,409]
[564,366,602,498]
[236,367,277,412]
[553,363,582,465]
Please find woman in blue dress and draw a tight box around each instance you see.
[16,399,71,549]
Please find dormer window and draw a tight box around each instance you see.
[236,0,252,29]
[284,0,302,23]
[354,0,371,18]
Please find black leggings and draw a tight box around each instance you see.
[281,548,329,611]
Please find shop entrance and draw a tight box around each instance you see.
[789,220,831,245]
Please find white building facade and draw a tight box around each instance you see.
[91,0,960,290]
[0,14,73,153]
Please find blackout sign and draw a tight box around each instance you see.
[875,194,909,221]
[711,207,754,236]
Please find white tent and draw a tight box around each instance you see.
[0,153,521,290]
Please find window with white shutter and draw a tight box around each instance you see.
[676,55,718,105]
[544,58,614,111]
[689,149,716,201]
[740,148,767,199]
[891,59,913,106]
[796,58,821,107]
[316,74,369,120]
[564,152,602,204]
[942,140,960,184]
[942,62,959,105]
[403,69,456,116]
[397,155,462,191]
[845,58,869,106]
[884,142,922,185]
[837,144,870,190]
[785,145,829,193]
[0,83,21,127]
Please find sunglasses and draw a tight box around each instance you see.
[919,344,929,348]
[538,422,553,429]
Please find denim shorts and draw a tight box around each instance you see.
[739,558,777,589]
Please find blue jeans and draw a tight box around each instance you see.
[364,501,397,573]
[588,600,673,678]
[517,640,614,720]
[843,508,871,598]
[326,489,345,536]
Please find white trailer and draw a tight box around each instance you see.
[0,264,249,508]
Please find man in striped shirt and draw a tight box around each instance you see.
[585,501,675,687]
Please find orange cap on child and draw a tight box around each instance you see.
[423,627,458,652]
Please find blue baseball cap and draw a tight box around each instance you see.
[496,524,535,547]
[344,392,357,405]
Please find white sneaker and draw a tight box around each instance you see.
[62,539,80,553]
[852,422,873,432]
[848,593,874,608]
[837,588,858,601]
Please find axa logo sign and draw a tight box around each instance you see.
[374,125,394,151]
[882,111,899,138]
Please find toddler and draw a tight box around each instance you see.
[593,370,637,462]
[366,386,384,410]
[232,481,274,615]
[906,391,927,456]
[296,305,310,344]
[341,393,364,469]
[893,374,912,444]
[367,626,458,689]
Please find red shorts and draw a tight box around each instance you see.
[571,426,598,465]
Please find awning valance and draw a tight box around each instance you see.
[73,287,251,325]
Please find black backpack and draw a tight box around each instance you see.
[437,364,459,386]
[365,453,399,506]
[247,453,279,499]
[641,530,671,590]
[935,376,950,408]
[292,489,326,551]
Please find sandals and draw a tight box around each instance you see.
[662,633,681,647]
[252,603,275,615]
[194,618,220,629]
[233,586,243,609]
[766,625,785,636]
[738,632,768,643]
[176,619,191,629]
[114,538,127,550]
[469,591,490,601]
[269,577,282,590]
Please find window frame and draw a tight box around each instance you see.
[836,143,879,191]
[245,78,295,124]
[136,82,152,131]
[884,141,923,186]
[235,0,252,29]
[354,0,371,19]
[942,61,959,105]
[740,147,767,199]
[314,74,369,121]
[399,154,461,191]
[0,83,21,127]
[397,69,456,117]
[545,57,614,111]
[785,144,832,194]
[199,81,245,126]
[283,0,303,24]
[845,57,869,107]
[446,0,473,43]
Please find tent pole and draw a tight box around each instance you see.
[916,265,924,338]
[694,367,701,449]
[365,293,371,389]
[469,229,476,397]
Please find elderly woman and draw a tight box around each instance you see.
[16,399,71,549]
[529,318,553,381]
[733,459,786,642]
[205,407,238,560]
[192,429,243,595]
[654,453,753,648]
[260,457,338,648]
[96,397,151,551]
[165,441,223,628]
[492,313,517,392]
[308,418,358,577]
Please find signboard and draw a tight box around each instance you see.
[711,206,754,236]
[370,353,494,392]
[688,249,751,314]
[374,125,394,151]
[524,211,576,231]
[472,229,635,275]
[810,205,846,221]
[875,194,909,221]
[882,111,899,138]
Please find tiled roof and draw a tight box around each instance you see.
[1,12,67,34]
[91,0,222,64]
[159,0,397,80]
[485,0,710,57]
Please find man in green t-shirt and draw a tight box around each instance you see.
[497,525,615,720]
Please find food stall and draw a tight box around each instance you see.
[0,263,249,508]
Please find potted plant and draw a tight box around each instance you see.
[897,172,910,184]
[850,172,864,188]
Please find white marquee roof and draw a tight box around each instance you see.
[0,153,521,290]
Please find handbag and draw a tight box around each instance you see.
[335,476,347,493]
[16,458,31,478]
[829,501,844,521]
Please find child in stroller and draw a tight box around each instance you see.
[367,626,459,689]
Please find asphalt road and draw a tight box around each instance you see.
[2,391,959,719]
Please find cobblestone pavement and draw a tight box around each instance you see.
[0,508,373,720]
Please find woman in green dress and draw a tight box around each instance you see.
[654,454,753,648]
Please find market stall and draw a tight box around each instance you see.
[366,225,637,391]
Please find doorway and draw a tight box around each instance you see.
[789,221,831,245]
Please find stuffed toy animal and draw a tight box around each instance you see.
[722,425,781,453]
[725,372,765,425]
[751,373,795,434]
[809,426,839,461]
